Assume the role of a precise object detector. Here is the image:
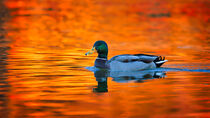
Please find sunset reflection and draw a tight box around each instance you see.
[0,0,209,117]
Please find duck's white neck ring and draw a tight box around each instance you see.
[96,57,107,60]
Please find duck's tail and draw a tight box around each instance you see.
[154,56,167,67]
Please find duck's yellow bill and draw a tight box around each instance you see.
[85,47,95,56]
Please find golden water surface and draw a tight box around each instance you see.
[0,0,209,118]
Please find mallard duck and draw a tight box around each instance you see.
[85,40,167,71]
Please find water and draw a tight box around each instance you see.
[0,0,210,118]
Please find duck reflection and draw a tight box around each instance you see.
[93,69,109,92]
[90,67,166,92]
[110,70,166,83]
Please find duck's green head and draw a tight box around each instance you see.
[85,40,108,59]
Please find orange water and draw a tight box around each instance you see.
[0,0,209,118]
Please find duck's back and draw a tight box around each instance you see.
[107,54,165,71]
[109,60,156,71]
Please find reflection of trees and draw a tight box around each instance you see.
[0,58,9,118]
[0,0,10,118]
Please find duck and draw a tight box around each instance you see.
[85,40,167,71]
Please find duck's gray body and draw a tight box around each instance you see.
[94,54,167,71]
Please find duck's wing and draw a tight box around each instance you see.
[108,54,137,63]
[108,54,158,63]
[134,54,167,67]
[134,54,159,63]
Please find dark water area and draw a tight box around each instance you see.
[0,0,210,118]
